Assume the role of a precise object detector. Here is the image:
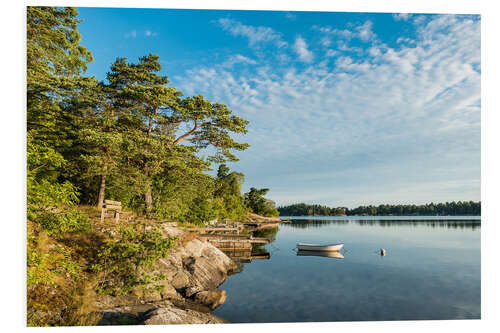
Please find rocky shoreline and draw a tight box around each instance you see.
[95,225,237,325]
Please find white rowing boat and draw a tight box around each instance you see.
[296,243,344,252]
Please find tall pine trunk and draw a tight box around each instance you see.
[144,161,153,212]
[97,170,107,209]
[144,115,154,212]
[145,187,153,211]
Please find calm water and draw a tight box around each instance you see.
[213,216,481,323]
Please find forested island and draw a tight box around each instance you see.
[278,201,481,216]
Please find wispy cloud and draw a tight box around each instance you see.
[124,29,158,38]
[124,30,137,38]
[285,12,297,20]
[217,18,287,48]
[176,15,480,206]
[313,25,353,39]
[325,49,338,57]
[355,20,376,42]
[393,13,413,21]
[145,29,158,37]
[221,54,258,68]
[314,20,377,57]
[313,20,377,42]
[293,36,314,62]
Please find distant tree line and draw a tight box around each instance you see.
[278,201,481,216]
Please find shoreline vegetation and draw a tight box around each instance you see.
[26,7,479,327]
[27,7,280,326]
[278,201,481,217]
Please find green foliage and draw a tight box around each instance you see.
[182,197,216,225]
[244,187,280,217]
[27,6,93,150]
[25,6,274,325]
[174,96,250,162]
[91,223,177,296]
[212,164,248,221]
[27,238,82,287]
[27,134,91,236]
[278,201,482,216]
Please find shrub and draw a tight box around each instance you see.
[90,223,177,296]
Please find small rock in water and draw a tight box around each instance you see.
[380,249,386,256]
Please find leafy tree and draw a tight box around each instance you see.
[213,164,247,220]
[173,95,250,162]
[27,6,93,148]
[105,54,181,211]
[244,187,279,217]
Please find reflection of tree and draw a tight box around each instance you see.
[287,219,480,230]
[225,227,278,276]
[251,227,278,255]
[355,220,480,230]
[287,220,349,229]
[253,227,279,242]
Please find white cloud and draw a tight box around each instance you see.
[321,37,331,47]
[221,54,258,68]
[325,49,338,57]
[176,15,480,206]
[393,13,412,21]
[145,30,158,37]
[337,40,363,54]
[217,18,287,48]
[293,36,314,62]
[314,20,377,45]
[124,29,158,38]
[356,20,376,42]
[396,37,415,44]
[313,25,353,39]
[124,30,137,38]
[285,12,296,20]
[413,15,428,25]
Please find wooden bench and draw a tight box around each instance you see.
[100,200,122,223]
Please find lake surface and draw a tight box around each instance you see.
[213,216,481,323]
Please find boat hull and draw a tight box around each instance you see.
[297,250,344,259]
[296,243,344,252]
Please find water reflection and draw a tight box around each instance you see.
[296,250,345,259]
[288,219,481,230]
[222,227,278,267]
[215,216,480,322]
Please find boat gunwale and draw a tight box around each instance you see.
[296,243,344,247]
[296,243,344,252]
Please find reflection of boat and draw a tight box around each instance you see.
[297,250,344,259]
[296,243,344,252]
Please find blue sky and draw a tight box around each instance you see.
[76,8,481,208]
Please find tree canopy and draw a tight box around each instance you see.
[278,201,481,216]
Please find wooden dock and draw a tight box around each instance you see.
[220,249,271,262]
[189,225,243,235]
[188,220,279,262]
[204,236,270,251]
[243,222,281,231]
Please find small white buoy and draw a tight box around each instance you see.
[380,248,386,256]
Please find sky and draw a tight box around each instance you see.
[75,7,481,208]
